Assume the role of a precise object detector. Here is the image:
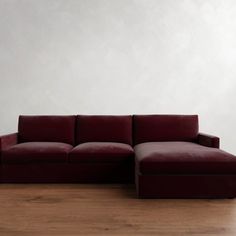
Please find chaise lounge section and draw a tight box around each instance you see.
[133,115,236,198]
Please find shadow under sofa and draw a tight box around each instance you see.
[0,114,236,199]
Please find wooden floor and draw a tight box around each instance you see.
[0,184,236,236]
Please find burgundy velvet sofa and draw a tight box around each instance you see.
[0,114,236,199]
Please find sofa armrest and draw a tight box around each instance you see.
[0,133,18,151]
[197,133,220,148]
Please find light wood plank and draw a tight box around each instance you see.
[0,184,236,236]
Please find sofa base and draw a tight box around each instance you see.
[137,174,236,198]
[1,163,134,183]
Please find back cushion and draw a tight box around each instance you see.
[18,115,76,145]
[76,115,132,145]
[133,115,198,145]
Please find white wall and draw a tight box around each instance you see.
[0,0,236,154]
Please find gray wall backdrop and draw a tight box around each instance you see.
[0,0,236,154]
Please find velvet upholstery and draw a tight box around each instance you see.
[1,162,134,183]
[2,142,73,164]
[76,115,132,145]
[69,142,134,163]
[198,133,220,148]
[133,115,198,145]
[135,142,236,175]
[18,115,76,145]
[0,133,18,152]
[0,133,18,182]
[1,163,71,183]
[137,175,236,198]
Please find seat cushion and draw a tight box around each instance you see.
[69,142,134,163]
[18,115,76,145]
[2,142,73,164]
[76,115,132,145]
[133,115,198,145]
[135,142,236,174]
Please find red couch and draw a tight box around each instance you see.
[0,114,235,198]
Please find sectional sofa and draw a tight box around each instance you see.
[0,114,236,198]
